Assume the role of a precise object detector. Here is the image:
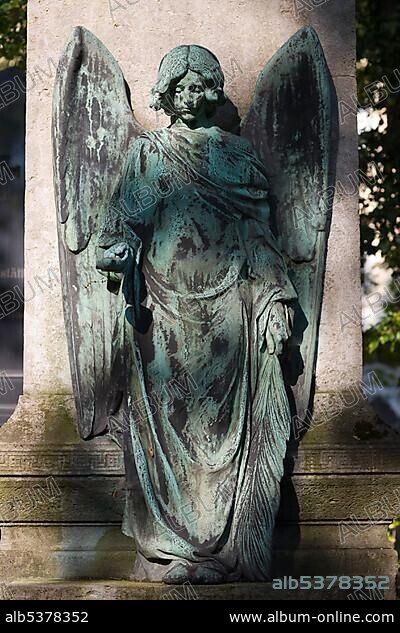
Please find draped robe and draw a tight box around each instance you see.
[98,124,297,581]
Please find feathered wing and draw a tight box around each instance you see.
[235,350,293,580]
[241,25,338,424]
[235,27,337,578]
[52,26,144,439]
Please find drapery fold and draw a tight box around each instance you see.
[99,125,297,580]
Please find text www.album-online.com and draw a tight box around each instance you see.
[229,612,395,623]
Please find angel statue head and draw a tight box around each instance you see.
[150,44,227,126]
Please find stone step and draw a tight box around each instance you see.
[0,524,396,591]
[0,579,392,601]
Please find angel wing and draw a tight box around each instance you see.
[241,26,338,424]
[52,26,144,439]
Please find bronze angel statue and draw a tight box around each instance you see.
[52,26,337,584]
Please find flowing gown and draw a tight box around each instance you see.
[98,124,297,581]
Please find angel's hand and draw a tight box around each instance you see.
[96,242,131,273]
[265,302,291,355]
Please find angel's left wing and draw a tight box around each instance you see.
[241,26,338,425]
[52,26,144,439]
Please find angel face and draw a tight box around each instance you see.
[150,45,226,126]
[172,71,208,127]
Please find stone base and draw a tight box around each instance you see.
[0,393,398,594]
[0,580,393,601]
[0,395,130,581]
[0,526,135,581]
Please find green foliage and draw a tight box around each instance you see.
[0,0,27,70]
[357,1,400,362]
[364,309,400,363]
[357,0,400,272]
[387,518,400,559]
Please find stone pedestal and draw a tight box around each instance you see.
[0,395,133,580]
[0,0,397,597]
[276,396,399,589]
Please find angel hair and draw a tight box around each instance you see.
[150,44,227,116]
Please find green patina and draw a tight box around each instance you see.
[52,28,337,584]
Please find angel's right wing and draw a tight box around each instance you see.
[52,26,144,439]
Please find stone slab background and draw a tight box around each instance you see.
[24,0,360,396]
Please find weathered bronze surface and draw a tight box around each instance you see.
[52,27,337,583]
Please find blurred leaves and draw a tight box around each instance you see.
[387,518,400,559]
[358,1,400,362]
[364,309,400,362]
[357,0,400,271]
[0,0,27,70]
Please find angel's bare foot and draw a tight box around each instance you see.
[163,562,225,585]
[163,562,191,584]
[191,564,225,584]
